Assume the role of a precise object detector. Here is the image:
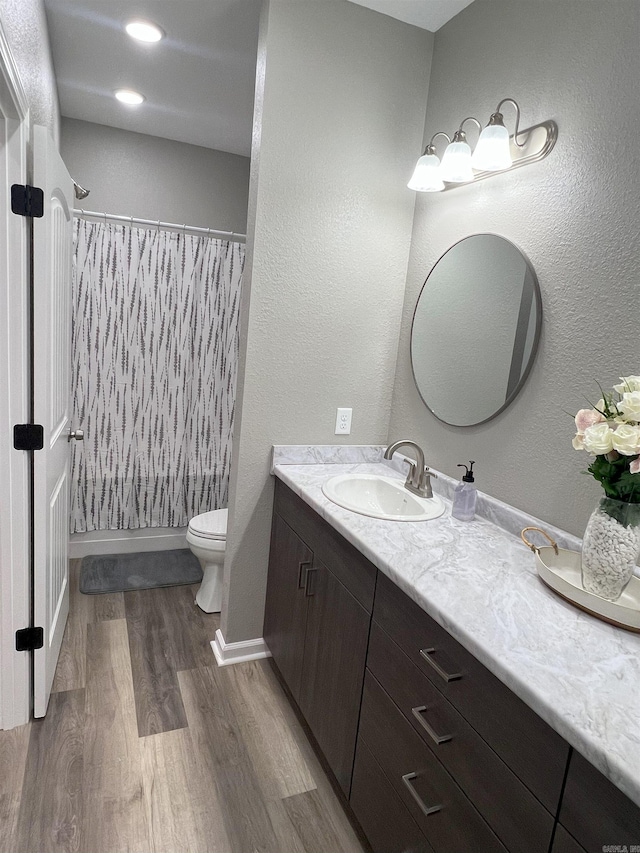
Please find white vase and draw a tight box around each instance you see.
[581,497,640,601]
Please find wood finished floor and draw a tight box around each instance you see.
[0,561,365,853]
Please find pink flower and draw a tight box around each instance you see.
[630,457,640,475]
[575,408,605,433]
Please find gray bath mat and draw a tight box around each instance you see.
[80,548,203,594]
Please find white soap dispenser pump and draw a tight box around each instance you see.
[452,461,477,522]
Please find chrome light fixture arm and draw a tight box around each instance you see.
[422,130,451,157]
[495,97,525,148]
[458,116,482,137]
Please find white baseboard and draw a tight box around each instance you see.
[211,628,272,667]
[69,527,188,558]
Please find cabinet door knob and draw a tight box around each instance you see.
[419,647,463,683]
[68,429,84,441]
[401,772,442,817]
[298,560,312,589]
[411,705,453,745]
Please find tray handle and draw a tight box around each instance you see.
[521,526,559,555]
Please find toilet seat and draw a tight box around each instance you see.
[188,507,227,541]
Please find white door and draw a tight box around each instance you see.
[0,25,30,730]
[32,125,74,718]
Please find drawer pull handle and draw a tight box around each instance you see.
[304,566,318,596]
[401,772,442,817]
[411,705,452,745]
[298,560,312,589]
[419,647,462,683]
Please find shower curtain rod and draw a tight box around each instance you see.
[73,208,247,244]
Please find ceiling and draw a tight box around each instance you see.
[44,0,262,157]
[44,1,473,159]
[347,0,474,31]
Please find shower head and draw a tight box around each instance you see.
[73,180,90,200]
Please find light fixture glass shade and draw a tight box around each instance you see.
[440,140,473,183]
[407,153,444,192]
[471,124,512,171]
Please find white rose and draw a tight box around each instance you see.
[618,391,640,421]
[613,376,640,393]
[582,423,615,455]
[612,424,640,456]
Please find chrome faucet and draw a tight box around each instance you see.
[383,439,437,500]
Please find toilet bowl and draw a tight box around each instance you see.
[187,508,228,613]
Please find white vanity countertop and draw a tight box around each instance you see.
[272,455,640,808]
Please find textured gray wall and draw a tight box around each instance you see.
[61,118,250,233]
[389,0,640,538]
[221,0,432,643]
[0,0,59,143]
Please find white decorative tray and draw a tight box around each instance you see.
[521,527,640,632]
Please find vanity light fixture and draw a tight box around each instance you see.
[407,132,450,192]
[115,89,145,106]
[471,98,523,171]
[440,118,481,183]
[408,98,557,192]
[125,20,164,43]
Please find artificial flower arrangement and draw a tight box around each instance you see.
[572,375,640,523]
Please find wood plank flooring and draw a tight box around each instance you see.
[0,560,365,853]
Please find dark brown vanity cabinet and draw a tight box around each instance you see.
[350,571,567,853]
[264,479,376,795]
[265,479,640,852]
[553,749,640,853]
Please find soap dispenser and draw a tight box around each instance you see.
[452,461,477,522]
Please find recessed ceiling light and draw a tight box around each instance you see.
[125,19,164,43]
[115,89,145,106]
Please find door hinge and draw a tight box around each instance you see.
[15,626,44,652]
[13,423,44,451]
[11,184,44,218]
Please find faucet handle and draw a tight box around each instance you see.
[421,467,436,499]
[403,459,418,489]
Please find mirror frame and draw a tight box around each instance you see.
[410,233,543,428]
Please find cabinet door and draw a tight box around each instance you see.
[263,513,312,701]
[551,826,587,853]
[298,560,371,795]
[558,749,640,853]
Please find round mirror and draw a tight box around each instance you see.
[410,234,542,427]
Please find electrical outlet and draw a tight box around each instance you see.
[335,407,352,435]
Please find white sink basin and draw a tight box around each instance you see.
[322,474,445,521]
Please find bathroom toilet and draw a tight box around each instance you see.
[187,508,228,613]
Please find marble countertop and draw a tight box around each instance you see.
[271,446,640,808]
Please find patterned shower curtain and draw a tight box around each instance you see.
[69,218,244,532]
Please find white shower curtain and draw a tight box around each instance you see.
[69,218,244,532]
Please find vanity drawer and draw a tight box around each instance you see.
[274,478,376,610]
[373,570,569,813]
[350,738,432,853]
[367,620,555,853]
[358,669,508,853]
[558,749,640,852]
